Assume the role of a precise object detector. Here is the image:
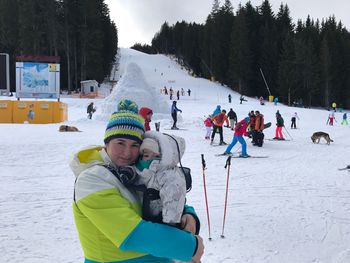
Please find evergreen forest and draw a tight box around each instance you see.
[134,0,350,108]
[1,0,349,108]
[0,0,118,93]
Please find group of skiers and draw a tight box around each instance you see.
[327,111,348,125]
[327,101,349,125]
[228,94,249,105]
[161,86,191,100]
[248,110,265,146]
[202,106,304,157]
[203,105,251,157]
[204,105,239,145]
[133,101,182,131]
[205,105,348,151]
[86,98,346,152]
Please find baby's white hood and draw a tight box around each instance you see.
[144,131,185,168]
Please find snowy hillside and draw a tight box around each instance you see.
[1,48,350,263]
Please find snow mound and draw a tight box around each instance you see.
[97,62,169,121]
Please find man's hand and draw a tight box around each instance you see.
[181,214,196,234]
[192,236,204,263]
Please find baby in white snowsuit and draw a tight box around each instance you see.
[135,131,187,225]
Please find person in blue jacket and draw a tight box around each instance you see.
[212,105,221,117]
[171,101,182,129]
[341,113,348,125]
[70,99,204,263]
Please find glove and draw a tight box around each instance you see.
[180,110,182,113]
[224,125,229,128]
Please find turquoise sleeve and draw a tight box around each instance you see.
[183,204,201,235]
[120,220,197,261]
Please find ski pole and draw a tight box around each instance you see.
[283,126,293,140]
[201,154,212,240]
[221,155,232,238]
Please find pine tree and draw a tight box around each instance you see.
[278,33,297,105]
[229,6,253,95]
[0,0,19,91]
[258,0,279,97]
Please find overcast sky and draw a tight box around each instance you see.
[105,0,350,48]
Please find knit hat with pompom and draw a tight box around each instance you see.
[104,99,145,144]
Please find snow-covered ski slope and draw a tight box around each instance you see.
[1,48,350,262]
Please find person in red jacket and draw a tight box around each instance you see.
[223,117,250,157]
[139,107,153,131]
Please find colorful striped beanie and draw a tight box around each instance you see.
[104,99,145,144]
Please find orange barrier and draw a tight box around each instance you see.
[52,102,68,123]
[0,100,67,124]
[0,100,13,123]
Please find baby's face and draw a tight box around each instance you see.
[142,149,159,160]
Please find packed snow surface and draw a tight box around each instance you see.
[1,48,350,263]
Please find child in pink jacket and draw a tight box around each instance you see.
[204,115,213,140]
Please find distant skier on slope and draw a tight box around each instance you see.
[327,111,335,126]
[171,101,182,130]
[240,95,247,104]
[291,112,299,129]
[259,96,265,105]
[341,113,348,125]
[227,108,237,130]
[274,110,285,140]
[87,102,96,119]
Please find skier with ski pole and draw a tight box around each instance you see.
[221,155,232,238]
[201,154,212,240]
[282,126,293,141]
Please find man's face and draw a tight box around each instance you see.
[106,138,141,167]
